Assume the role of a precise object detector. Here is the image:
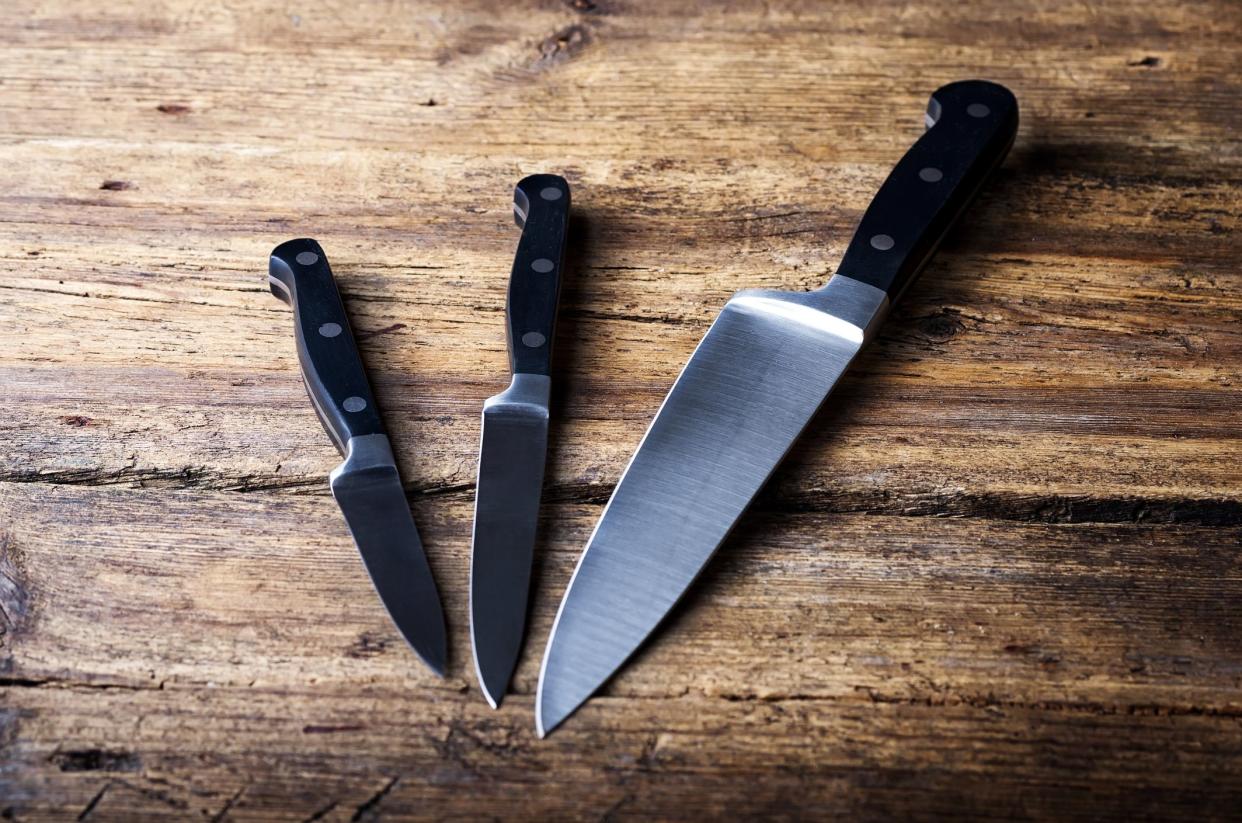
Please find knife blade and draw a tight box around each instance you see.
[268,238,448,676]
[536,80,1019,735]
[470,174,570,708]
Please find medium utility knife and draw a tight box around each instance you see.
[470,175,570,708]
[269,239,448,676]
[536,80,1019,735]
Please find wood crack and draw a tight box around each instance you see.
[850,688,1242,720]
[301,800,339,823]
[210,785,246,822]
[2,471,1238,525]
[349,776,398,822]
[76,781,112,821]
[0,675,166,692]
[756,487,1242,526]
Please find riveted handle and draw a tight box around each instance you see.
[506,174,570,376]
[836,80,1018,301]
[268,238,385,453]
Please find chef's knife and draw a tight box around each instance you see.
[269,239,448,676]
[471,174,570,708]
[536,80,1018,735]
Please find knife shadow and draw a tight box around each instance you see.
[526,210,595,659]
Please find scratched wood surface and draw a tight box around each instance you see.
[2,0,1241,819]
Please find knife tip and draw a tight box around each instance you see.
[474,664,510,709]
[534,710,562,739]
[480,684,502,710]
[534,694,568,739]
[414,644,447,678]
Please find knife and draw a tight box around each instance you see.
[536,80,1018,735]
[268,238,448,676]
[470,174,570,708]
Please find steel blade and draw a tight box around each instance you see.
[470,374,551,708]
[330,435,448,676]
[536,276,887,735]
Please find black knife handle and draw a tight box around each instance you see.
[836,80,1018,301]
[507,174,570,376]
[268,238,385,453]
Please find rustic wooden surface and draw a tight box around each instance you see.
[2,0,1240,819]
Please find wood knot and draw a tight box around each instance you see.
[49,749,141,773]
[345,633,389,659]
[538,23,592,66]
[0,531,32,644]
[915,310,965,343]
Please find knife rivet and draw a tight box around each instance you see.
[318,322,342,338]
[967,103,990,118]
[870,234,895,251]
[295,251,319,266]
[531,258,555,273]
[918,167,943,182]
[539,187,562,201]
[342,396,367,412]
[521,331,546,347]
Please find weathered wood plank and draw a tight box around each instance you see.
[3,483,1242,818]
[1,0,1239,817]
[4,483,1241,704]
[7,685,1242,821]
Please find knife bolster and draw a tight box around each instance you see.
[733,274,890,348]
[328,433,397,486]
[483,373,552,417]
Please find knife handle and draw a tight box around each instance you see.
[836,80,1018,301]
[268,238,385,454]
[507,174,570,377]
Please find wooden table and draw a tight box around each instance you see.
[2,1,1239,819]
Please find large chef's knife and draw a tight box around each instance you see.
[269,239,448,676]
[470,174,570,708]
[536,80,1018,735]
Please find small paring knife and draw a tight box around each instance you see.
[536,80,1019,735]
[269,239,448,676]
[470,175,570,708]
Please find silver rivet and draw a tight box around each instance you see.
[918,167,943,182]
[539,186,562,201]
[318,322,342,338]
[967,103,990,118]
[870,234,895,251]
[531,258,555,273]
[521,331,546,348]
[342,396,366,412]
[295,251,319,265]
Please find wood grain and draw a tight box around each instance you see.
[2,0,1240,819]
